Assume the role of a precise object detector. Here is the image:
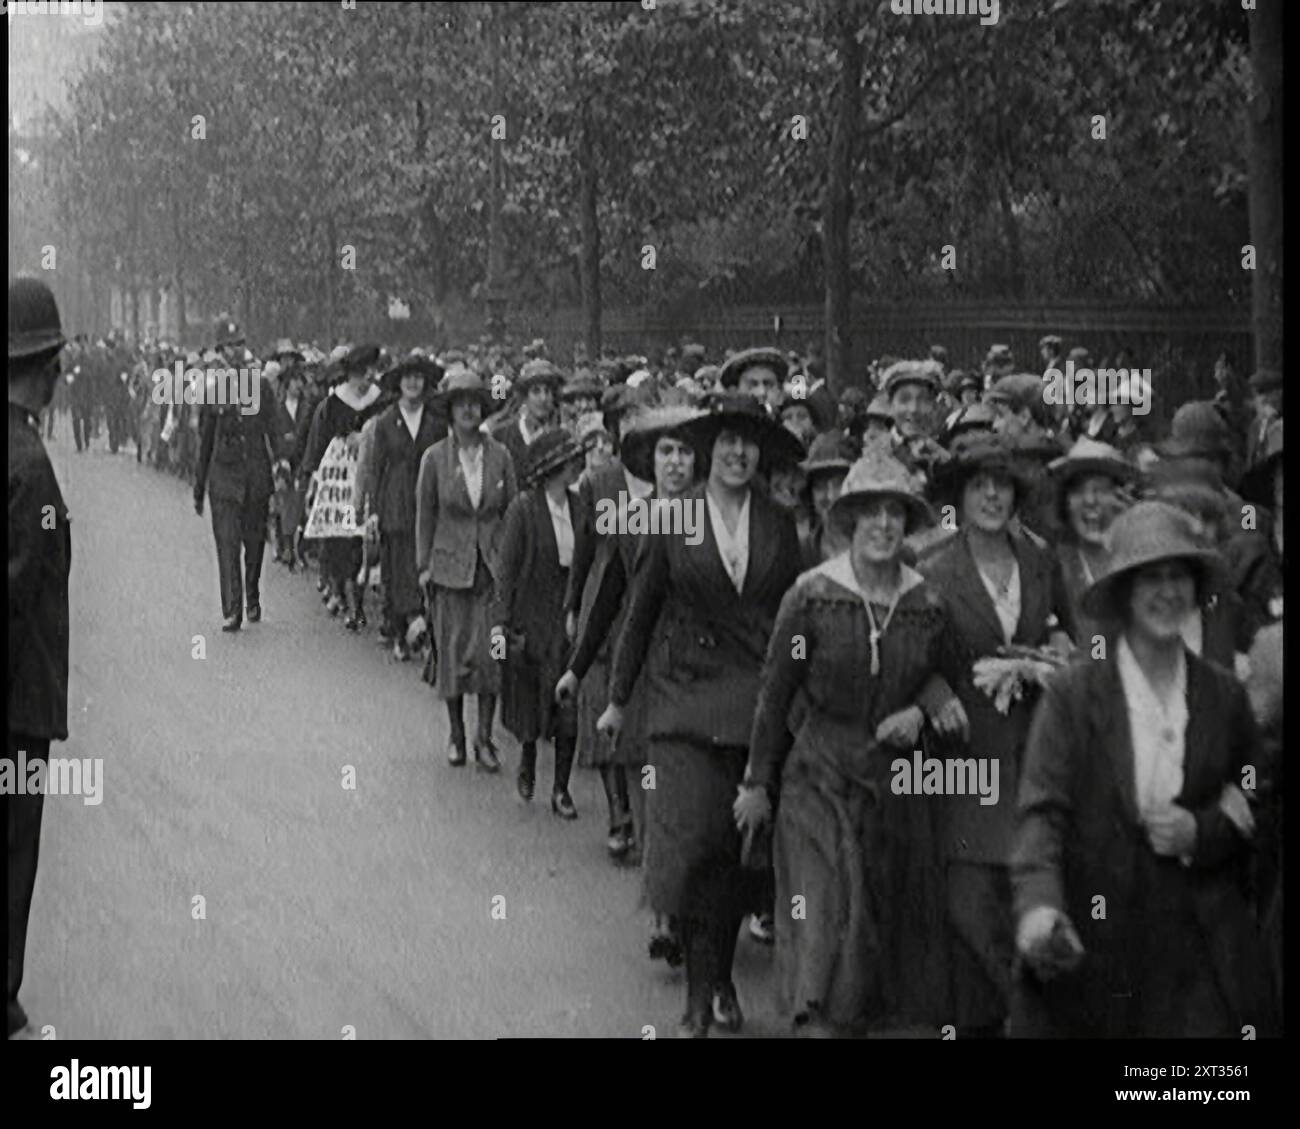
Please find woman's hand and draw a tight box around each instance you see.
[565,611,577,641]
[596,703,624,743]
[555,670,579,705]
[733,785,771,833]
[928,697,969,742]
[1016,906,1084,981]
[1218,783,1256,839]
[1142,804,1198,859]
[418,568,432,591]
[875,705,925,749]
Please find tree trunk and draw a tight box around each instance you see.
[823,0,861,394]
[578,95,602,360]
[1247,0,1282,374]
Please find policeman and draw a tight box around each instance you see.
[7,279,72,1040]
[192,320,287,631]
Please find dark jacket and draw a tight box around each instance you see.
[920,528,1075,864]
[279,388,316,473]
[609,485,801,750]
[193,376,286,505]
[565,460,630,620]
[368,402,444,534]
[414,433,516,588]
[8,402,71,741]
[492,487,577,742]
[1011,649,1275,1036]
[490,412,536,478]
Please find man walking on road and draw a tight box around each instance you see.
[192,320,287,632]
[7,279,73,1040]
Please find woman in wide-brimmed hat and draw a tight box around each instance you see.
[415,365,518,769]
[358,358,446,659]
[1047,436,1137,643]
[597,391,803,1036]
[798,428,860,569]
[1011,501,1275,1037]
[493,428,588,818]
[557,406,705,965]
[919,430,1075,1037]
[736,446,969,1036]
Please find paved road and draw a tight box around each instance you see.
[23,423,784,1039]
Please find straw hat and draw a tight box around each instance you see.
[828,446,934,535]
[432,365,495,414]
[618,405,706,482]
[520,427,586,487]
[1048,436,1137,488]
[515,358,566,392]
[717,346,788,390]
[1080,500,1224,620]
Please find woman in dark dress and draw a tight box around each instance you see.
[598,393,804,1037]
[737,447,968,1036]
[493,429,587,817]
[415,367,517,768]
[1012,501,1276,1037]
[302,345,385,630]
[361,358,446,659]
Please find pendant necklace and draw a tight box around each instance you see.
[862,584,903,677]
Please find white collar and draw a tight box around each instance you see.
[808,551,924,603]
[1116,634,1187,714]
[333,382,380,411]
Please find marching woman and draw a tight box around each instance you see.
[598,393,804,1037]
[492,429,588,817]
[415,367,516,769]
[797,429,858,569]
[557,406,704,876]
[736,447,969,1036]
[361,358,445,660]
[301,345,385,630]
[1012,501,1277,1037]
[918,432,1074,1037]
[1047,436,1137,646]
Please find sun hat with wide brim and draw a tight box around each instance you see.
[379,357,445,397]
[1080,500,1224,620]
[717,346,788,390]
[432,365,497,414]
[677,391,806,471]
[1048,435,1137,489]
[520,427,587,487]
[618,405,707,482]
[827,445,934,535]
[930,431,1034,505]
[1240,418,1283,506]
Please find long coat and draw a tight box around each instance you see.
[8,403,71,742]
[920,528,1075,865]
[1010,649,1277,1037]
[608,484,801,749]
[492,487,578,743]
[368,403,444,534]
[414,434,516,587]
[193,377,286,505]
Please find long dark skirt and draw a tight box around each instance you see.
[380,527,421,620]
[431,555,499,699]
[322,536,362,589]
[641,739,763,924]
[577,654,647,769]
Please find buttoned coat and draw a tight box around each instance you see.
[1010,650,1276,1037]
[193,377,286,505]
[368,402,445,534]
[920,528,1076,864]
[414,433,516,588]
[609,484,802,750]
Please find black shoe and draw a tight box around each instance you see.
[474,740,501,774]
[711,983,744,1033]
[448,741,467,767]
[551,789,578,820]
[221,615,242,633]
[517,771,535,802]
[246,604,261,624]
[676,1008,711,1039]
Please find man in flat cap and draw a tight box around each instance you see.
[7,278,72,1040]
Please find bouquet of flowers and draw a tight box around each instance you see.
[971,644,1069,715]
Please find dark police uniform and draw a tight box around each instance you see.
[193,376,286,625]
[8,400,72,1036]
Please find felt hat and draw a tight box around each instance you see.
[932,431,1034,505]
[560,369,604,403]
[882,360,942,399]
[340,343,381,376]
[828,445,934,535]
[717,346,788,390]
[985,372,1044,413]
[515,358,565,392]
[801,428,860,481]
[777,384,834,431]
[618,405,707,482]
[432,364,495,414]
[8,277,65,361]
[1080,500,1224,619]
[520,427,586,487]
[941,401,997,445]
[1160,400,1234,460]
[1048,436,1137,489]
[380,357,444,397]
[677,391,806,470]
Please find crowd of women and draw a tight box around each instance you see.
[130,329,1283,1039]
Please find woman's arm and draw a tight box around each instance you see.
[414,448,439,575]
[744,583,809,795]
[567,548,628,681]
[608,533,670,708]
